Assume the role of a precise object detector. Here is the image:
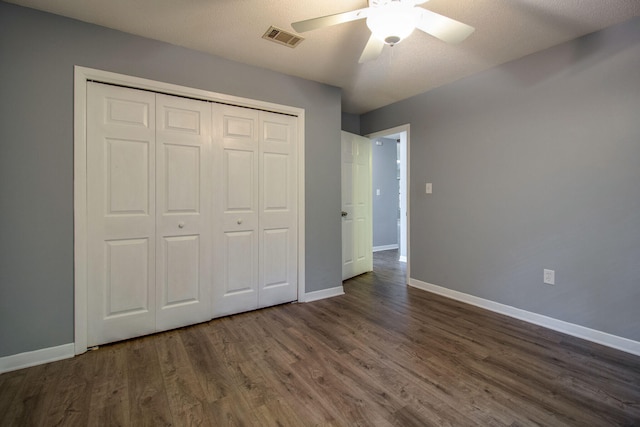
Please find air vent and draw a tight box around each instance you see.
[262,26,304,48]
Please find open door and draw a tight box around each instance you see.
[341,131,372,280]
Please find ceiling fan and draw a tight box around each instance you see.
[291,0,475,63]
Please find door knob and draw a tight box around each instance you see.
[341,211,348,217]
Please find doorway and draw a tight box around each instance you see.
[367,125,410,283]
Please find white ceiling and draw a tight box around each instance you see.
[7,0,639,114]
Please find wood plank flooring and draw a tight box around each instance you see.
[1,249,639,426]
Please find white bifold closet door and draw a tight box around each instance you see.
[212,104,298,317]
[87,82,212,347]
[86,82,297,347]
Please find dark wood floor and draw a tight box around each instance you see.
[1,250,639,426]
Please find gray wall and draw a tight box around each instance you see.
[341,112,361,134]
[372,138,399,248]
[0,2,342,357]
[361,18,640,341]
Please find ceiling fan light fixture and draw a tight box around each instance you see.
[366,3,418,46]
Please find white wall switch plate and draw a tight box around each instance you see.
[425,183,432,194]
[376,188,381,196]
[543,269,555,285]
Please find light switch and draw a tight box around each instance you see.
[425,183,432,194]
[376,189,381,196]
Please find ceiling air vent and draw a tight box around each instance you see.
[262,26,304,48]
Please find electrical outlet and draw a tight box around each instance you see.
[543,269,555,285]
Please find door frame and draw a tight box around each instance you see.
[365,124,410,283]
[73,66,306,355]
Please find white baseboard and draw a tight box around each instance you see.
[373,244,399,252]
[303,286,345,303]
[409,278,640,357]
[0,343,75,374]
[0,287,344,372]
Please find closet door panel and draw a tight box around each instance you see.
[156,94,212,331]
[212,105,260,317]
[87,82,157,346]
[259,113,298,307]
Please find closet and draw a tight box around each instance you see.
[85,82,298,347]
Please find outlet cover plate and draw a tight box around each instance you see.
[543,269,555,285]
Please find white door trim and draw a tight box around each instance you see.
[74,66,306,354]
[365,124,410,283]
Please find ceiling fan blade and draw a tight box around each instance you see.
[292,7,369,33]
[359,34,385,63]
[415,9,475,44]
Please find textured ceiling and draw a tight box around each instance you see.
[7,0,639,113]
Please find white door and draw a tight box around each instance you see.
[342,131,372,280]
[87,83,157,346]
[259,112,298,307]
[155,93,212,331]
[212,106,298,316]
[87,83,213,346]
[212,105,260,317]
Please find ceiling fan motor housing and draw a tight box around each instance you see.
[366,1,419,45]
[385,35,401,45]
